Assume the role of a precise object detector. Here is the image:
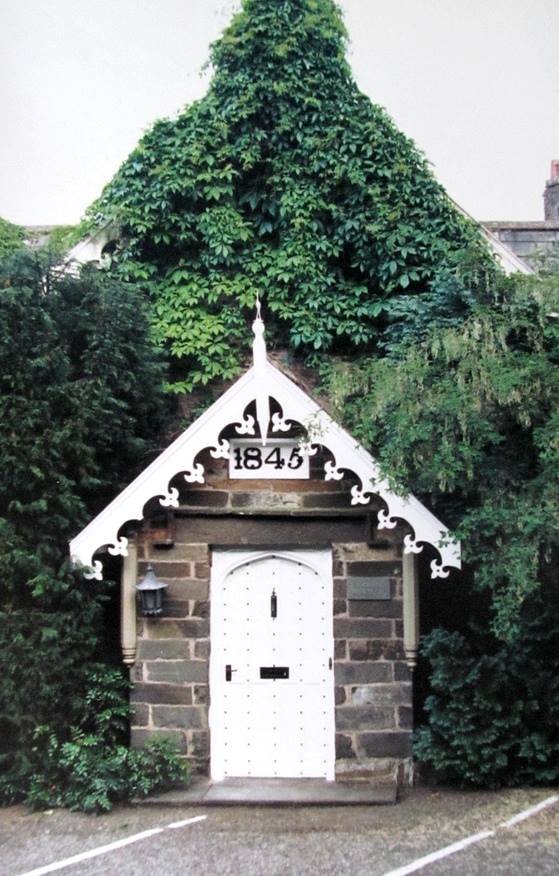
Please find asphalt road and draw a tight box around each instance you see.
[1,787,558,876]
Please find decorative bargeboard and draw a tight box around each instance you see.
[70,318,461,581]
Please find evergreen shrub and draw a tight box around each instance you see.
[0,252,185,809]
[415,584,559,787]
[0,216,25,260]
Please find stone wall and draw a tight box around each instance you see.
[332,544,412,783]
[132,541,211,771]
[130,447,411,780]
[484,221,559,269]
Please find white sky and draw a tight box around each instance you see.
[1,0,558,226]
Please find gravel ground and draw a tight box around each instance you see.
[1,786,557,876]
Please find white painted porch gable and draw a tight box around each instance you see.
[70,317,461,581]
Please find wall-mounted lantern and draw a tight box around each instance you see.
[136,564,167,617]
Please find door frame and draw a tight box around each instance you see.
[209,548,335,781]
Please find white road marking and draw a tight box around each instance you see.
[380,792,559,876]
[379,831,495,876]
[167,815,208,829]
[500,794,559,828]
[17,814,207,876]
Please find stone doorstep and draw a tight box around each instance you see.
[134,777,397,807]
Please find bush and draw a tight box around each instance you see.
[415,588,559,787]
[17,669,187,813]
[0,216,25,260]
[0,251,184,810]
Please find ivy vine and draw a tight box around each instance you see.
[86,0,495,391]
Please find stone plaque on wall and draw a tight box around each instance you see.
[347,577,392,601]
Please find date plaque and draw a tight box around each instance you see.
[229,439,310,479]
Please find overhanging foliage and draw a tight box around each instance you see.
[328,272,559,639]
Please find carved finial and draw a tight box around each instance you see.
[252,297,266,368]
[252,297,270,445]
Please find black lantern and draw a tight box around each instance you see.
[137,564,167,617]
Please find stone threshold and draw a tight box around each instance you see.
[135,777,398,806]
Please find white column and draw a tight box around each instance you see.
[403,552,420,669]
[121,542,138,666]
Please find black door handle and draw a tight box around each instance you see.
[225,664,237,682]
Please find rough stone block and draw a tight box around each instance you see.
[194,563,211,579]
[357,732,412,758]
[194,684,209,705]
[333,599,347,616]
[165,579,209,600]
[181,619,211,637]
[131,728,187,754]
[350,640,404,661]
[334,619,392,639]
[348,640,380,661]
[349,600,402,619]
[146,660,208,683]
[346,561,401,576]
[132,702,149,726]
[131,683,192,706]
[398,706,413,729]
[302,492,353,509]
[335,706,395,732]
[139,561,190,578]
[335,757,400,784]
[341,543,398,562]
[334,639,347,659]
[147,619,209,638]
[383,641,406,661]
[163,600,191,619]
[190,730,210,758]
[335,685,346,705]
[333,578,347,598]
[169,544,209,562]
[137,639,190,660]
[145,620,182,639]
[351,683,412,707]
[192,600,210,618]
[183,490,229,508]
[230,491,302,510]
[179,515,364,544]
[194,639,210,660]
[394,662,413,682]
[152,705,207,730]
[334,662,393,684]
[335,733,355,759]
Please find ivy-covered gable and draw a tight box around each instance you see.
[87,0,495,391]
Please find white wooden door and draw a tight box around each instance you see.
[210,549,335,780]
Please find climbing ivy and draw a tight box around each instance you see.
[87,0,495,391]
